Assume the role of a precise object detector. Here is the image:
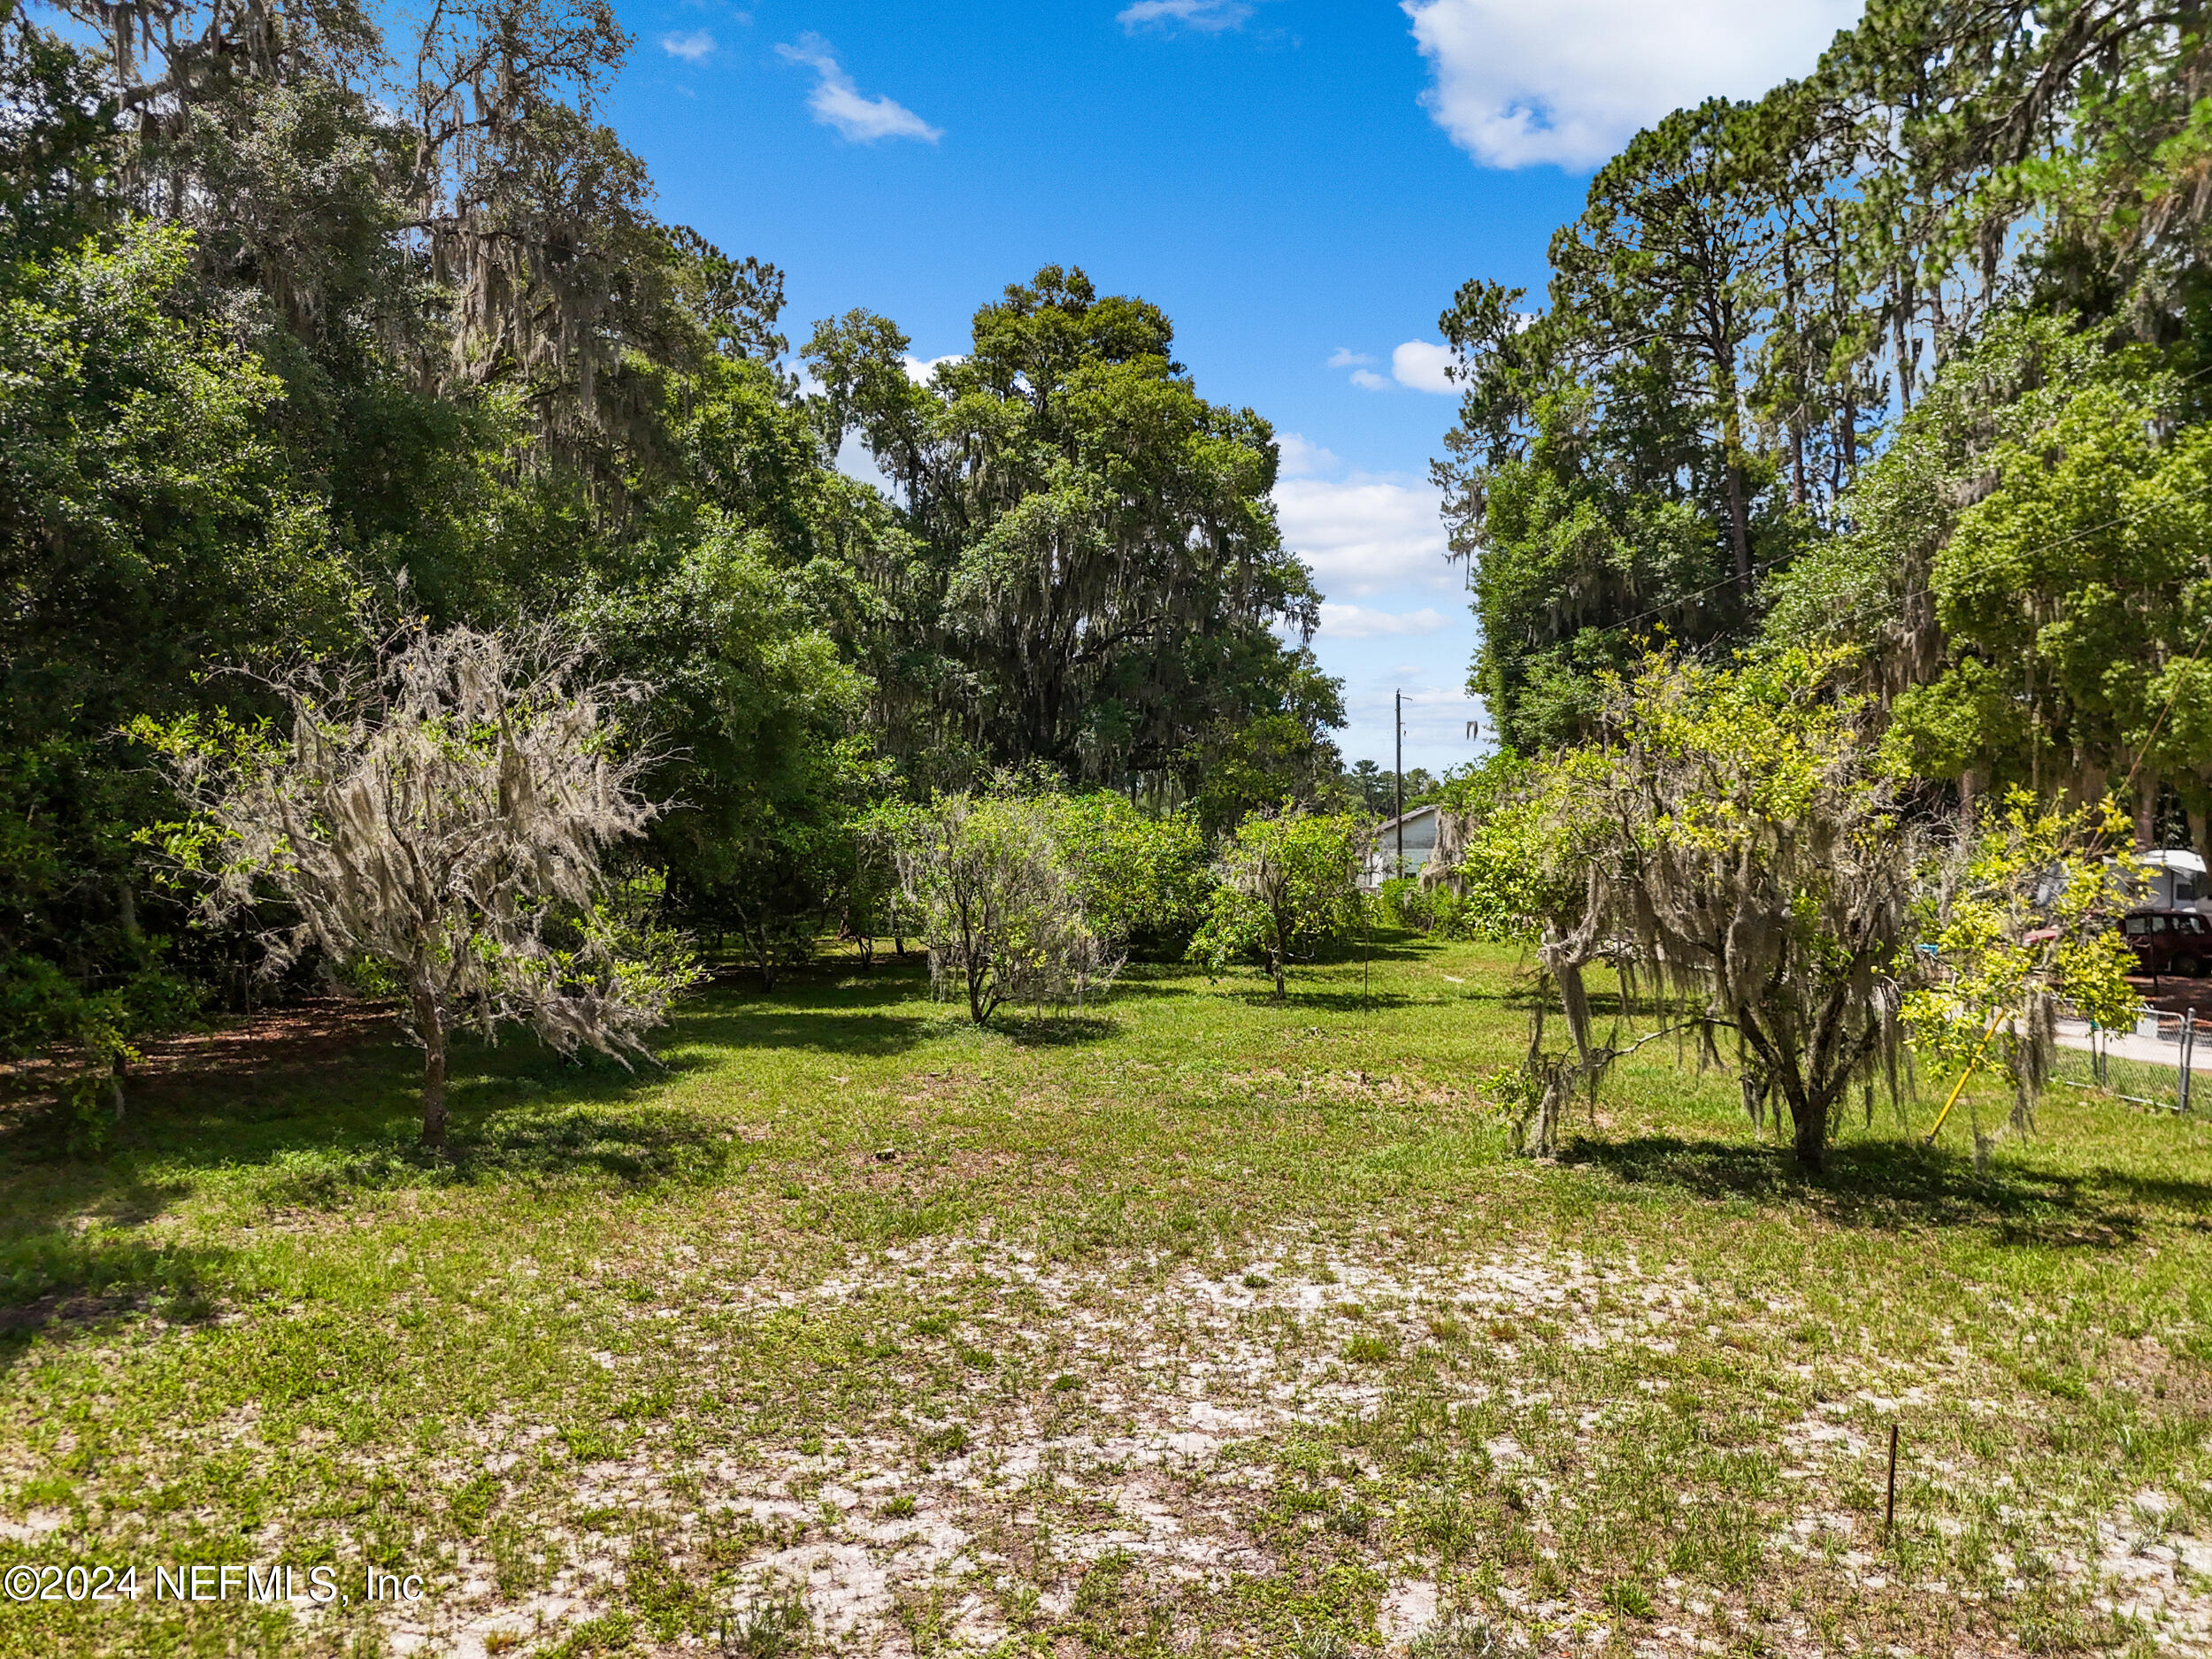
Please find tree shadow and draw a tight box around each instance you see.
[0,1008,748,1364]
[1320,939,1437,964]
[1555,1133,2203,1246]
[985,1012,1118,1047]
[695,958,934,1011]
[1225,989,1418,1013]
[673,1002,935,1058]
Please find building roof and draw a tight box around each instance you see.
[1373,802,1440,834]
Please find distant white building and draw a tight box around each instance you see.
[1363,803,1440,890]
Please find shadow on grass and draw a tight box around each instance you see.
[984,1012,1118,1047]
[708,956,933,1009]
[1556,1133,2207,1246]
[1219,988,1419,1013]
[0,1018,744,1355]
[675,1002,936,1058]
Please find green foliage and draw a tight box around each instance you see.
[1893,342,2212,824]
[1042,794,1215,960]
[588,522,880,989]
[1189,655,1349,835]
[1424,752,1556,943]
[807,264,1339,794]
[1530,649,1920,1167]
[0,219,353,1081]
[1904,792,2144,1133]
[0,2,1361,1071]
[1441,0,2212,789]
[1191,810,1363,1000]
[1373,878,1432,933]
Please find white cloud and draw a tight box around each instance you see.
[1118,0,1254,33]
[660,29,715,61]
[1340,342,1457,394]
[836,430,900,499]
[1326,347,1376,369]
[1275,433,1339,479]
[1317,603,1450,639]
[902,353,963,384]
[776,34,942,143]
[1402,0,1861,169]
[1275,472,1451,599]
[1391,341,1455,393]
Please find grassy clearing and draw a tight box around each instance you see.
[2,936,2209,1657]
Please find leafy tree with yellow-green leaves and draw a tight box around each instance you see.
[1905,793,2144,1144]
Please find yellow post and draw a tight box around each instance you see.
[1924,1012,2003,1147]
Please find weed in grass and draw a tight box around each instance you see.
[1412,1615,1503,1657]
[546,1610,634,1657]
[914,1423,970,1459]
[721,1587,809,1658]
[1601,1578,1655,1619]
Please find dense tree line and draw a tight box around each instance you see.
[0,0,1345,1085]
[1441,0,2212,833]
[1425,0,2212,1164]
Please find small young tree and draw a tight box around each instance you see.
[1530,651,1921,1169]
[148,622,697,1148]
[891,793,1119,1024]
[1191,809,1363,1000]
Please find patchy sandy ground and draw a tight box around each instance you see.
[331,1233,2212,1656]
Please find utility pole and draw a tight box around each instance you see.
[1394,689,1404,879]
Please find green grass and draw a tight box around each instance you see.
[2,937,2208,1656]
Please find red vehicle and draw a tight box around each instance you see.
[2119,909,2212,978]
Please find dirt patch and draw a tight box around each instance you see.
[0,996,403,1106]
[0,1292,140,1336]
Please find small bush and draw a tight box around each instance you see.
[1191,808,1363,1000]
[889,791,1121,1023]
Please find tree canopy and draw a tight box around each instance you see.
[1440,0,2212,807]
[0,2,1352,1085]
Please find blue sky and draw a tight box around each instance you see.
[606,0,1860,772]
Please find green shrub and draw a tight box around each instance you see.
[1375,876,1434,933]
[1045,793,1215,959]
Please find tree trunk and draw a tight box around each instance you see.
[415,990,449,1148]
[2138,772,2159,849]
[1725,460,1752,588]
[1789,1087,1827,1171]
[1271,956,1286,1002]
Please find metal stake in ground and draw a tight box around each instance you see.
[2183,1014,2197,1114]
[1885,1423,1900,1534]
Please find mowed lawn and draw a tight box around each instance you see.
[2,938,2209,1658]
